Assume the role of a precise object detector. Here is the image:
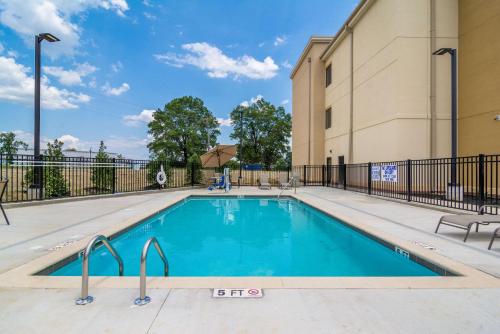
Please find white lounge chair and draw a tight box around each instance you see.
[279,174,292,190]
[259,174,271,190]
[435,205,500,243]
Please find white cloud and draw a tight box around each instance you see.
[217,117,232,127]
[57,134,80,149]
[123,109,154,126]
[6,130,150,158]
[281,60,292,69]
[240,94,263,107]
[6,50,18,58]
[155,42,279,80]
[281,99,289,105]
[101,82,130,96]
[111,61,123,73]
[143,0,153,7]
[143,12,157,20]
[44,63,97,86]
[0,0,129,58]
[274,36,287,46]
[258,42,265,48]
[0,56,90,109]
[0,42,4,54]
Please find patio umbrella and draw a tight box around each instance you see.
[200,144,237,168]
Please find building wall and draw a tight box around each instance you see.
[292,42,330,166]
[322,0,458,164]
[458,0,500,156]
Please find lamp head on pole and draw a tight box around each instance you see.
[433,48,455,56]
[38,33,60,43]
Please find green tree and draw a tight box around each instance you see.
[148,96,220,164]
[24,139,69,198]
[186,153,202,184]
[91,141,113,191]
[230,98,291,169]
[0,132,28,163]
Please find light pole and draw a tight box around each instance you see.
[34,33,60,190]
[238,108,243,188]
[433,47,462,199]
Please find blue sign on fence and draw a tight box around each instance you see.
[372,165,381,181]
[381,164,397,182]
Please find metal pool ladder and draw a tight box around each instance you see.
[76,235,124,305]
[277,176,296,199]
[134,237,169,306]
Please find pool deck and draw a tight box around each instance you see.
[0,187,499,333]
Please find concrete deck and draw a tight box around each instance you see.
[0,187,499,333]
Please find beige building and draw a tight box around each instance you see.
[291,0,500,166]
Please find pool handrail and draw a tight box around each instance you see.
[135,237,169,306]
[75,235,124,305]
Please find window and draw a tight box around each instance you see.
[325,64,332,87]
[325,108,332,129]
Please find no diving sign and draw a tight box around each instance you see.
[212,288,263,298]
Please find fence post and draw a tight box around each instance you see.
[478,154,485,208]
[343,164,347,190]
[112,158,116,194]
[368,162,372,195]
[191,161,195,187]
[322,165,325,187]
[38,154,44,200]
[287,166,290,182]
[303,165,307,186]
[406,159,412,202]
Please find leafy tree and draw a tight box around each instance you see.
[0,132,28,163]
[24,139,69,198]
[148,96,220,164]
[186,153,202,184]
[91,141,113,191]
[230,98,291,169]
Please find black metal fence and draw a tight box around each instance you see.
[0,154,290,203]
[1,153,498,213]
[294,154,499,213]
[0,154,196,202]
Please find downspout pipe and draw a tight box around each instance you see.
[308,57,312,165]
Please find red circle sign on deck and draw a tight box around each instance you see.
[248,289,260,295]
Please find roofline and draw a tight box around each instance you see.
[289,36,333,79]
[320,0,375,61]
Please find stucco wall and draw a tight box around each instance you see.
[458,0,500,156]
[292,42,330,166]
[322,0,458,164]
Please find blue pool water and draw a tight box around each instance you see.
[51,197,439,277]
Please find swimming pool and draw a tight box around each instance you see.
[50,196,439,277]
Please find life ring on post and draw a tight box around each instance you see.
[156,164,167,187]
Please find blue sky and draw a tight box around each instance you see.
[0,0,358,158]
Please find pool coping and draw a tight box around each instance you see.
[0,192,499,290]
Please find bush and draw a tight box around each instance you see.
[91,141,113,191]
[24,140,70,198]
[186,153,202,185]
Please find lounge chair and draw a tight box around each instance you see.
[435,205,500,243]
[279,174,292,190]
[0,179,10,225]
[488,227,500,250]
[259,174,271,190]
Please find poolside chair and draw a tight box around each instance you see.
[0,179,10,225]
[488,227,500,250]
[279,174,292,190]
[259,174,271,190]
[435,205,500,243]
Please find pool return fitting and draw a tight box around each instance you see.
[76,235,124,305]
